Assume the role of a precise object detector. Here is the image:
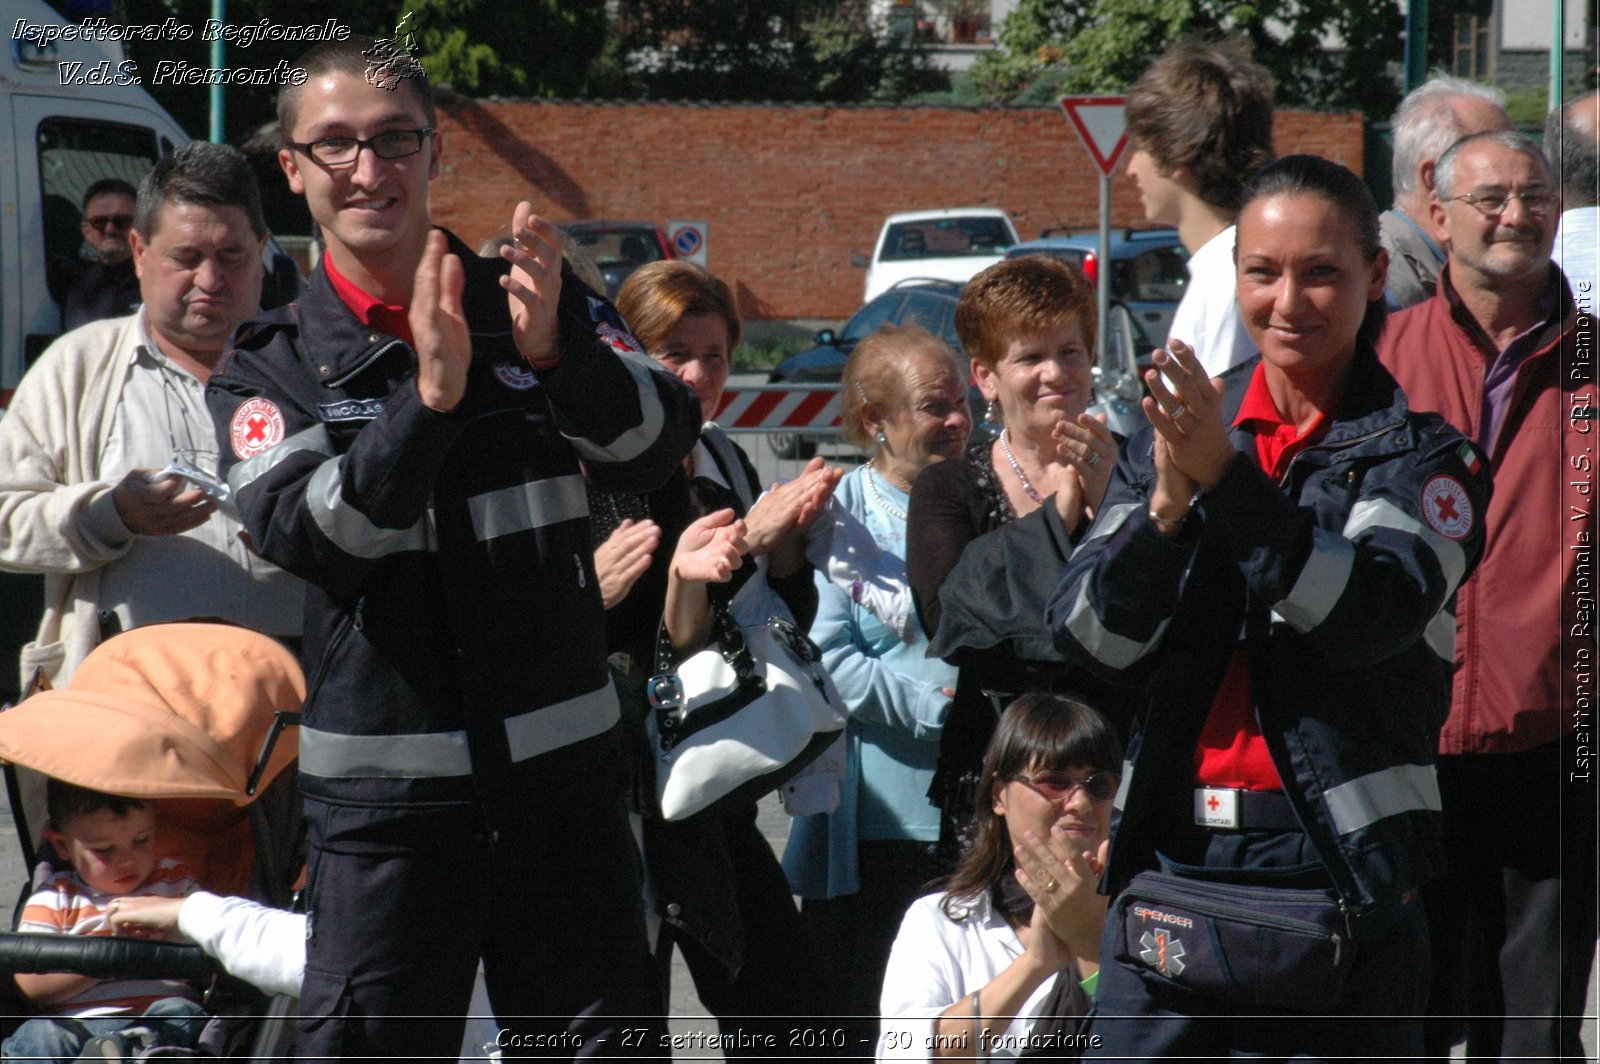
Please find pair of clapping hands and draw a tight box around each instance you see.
[1141,340,1234,529]
[1012,827,1110,974]
[597,457,842,606]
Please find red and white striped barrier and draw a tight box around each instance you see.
[711,385,842,433]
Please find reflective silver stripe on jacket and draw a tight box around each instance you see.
[299,725,472,779]
[305,460,434,558]
[1112,758,1135,814]
[1061,580,1172,670]
[226,423,336,494]
[564,355,665,464]
[1422,609,1456,663]
[467,474,588,542]
[1083,502,1139,544]
[1323,762,1441,836]
[504,681,620,763]
[1343,497,1468,593]
[299,684,620,779]
[1273,531,1356,632]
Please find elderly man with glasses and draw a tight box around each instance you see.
[1378,129,1597,1063]
[51,178,143,331]
[0,143,304,690]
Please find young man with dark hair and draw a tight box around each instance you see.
[1123,37,1275,376]
[208,36,701,1059]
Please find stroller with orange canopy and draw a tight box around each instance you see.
[0,623,303,1059]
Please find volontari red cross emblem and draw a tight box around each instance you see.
[1207,794,1220,811]
[229,397,285,460]
[1434,493,1458,523]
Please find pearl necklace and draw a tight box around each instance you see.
[999,430,1046,505]
[865,465,909,522]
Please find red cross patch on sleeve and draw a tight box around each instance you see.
[1421,474,1474,540]
[230,397,287,460]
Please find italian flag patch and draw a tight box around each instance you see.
[1456,441,1482,476]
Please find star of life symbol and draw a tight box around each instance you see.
[1420,474,1473,541]
[1139,928,1187,977]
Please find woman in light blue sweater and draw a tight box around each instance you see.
[783,324,971,1047]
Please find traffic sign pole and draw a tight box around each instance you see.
[1098,175,1111,366]
[1058,96,1129,369]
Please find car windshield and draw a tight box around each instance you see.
[568,229,663,270]
[881,218,1014,262]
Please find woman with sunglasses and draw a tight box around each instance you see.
[878,693,1120,1061]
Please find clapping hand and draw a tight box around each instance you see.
[743,456,842,578]
[671,508,748,583]
[113,470,218,536]
[1014,827,1110,964]
[410,230,471,413]
[498,202,564,368]
[1141,340,1233,491]
[594,519,661,608]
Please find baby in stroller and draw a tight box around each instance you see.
[0,622,303,1062]
[4,781,207,1061]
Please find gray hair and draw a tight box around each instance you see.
[1392,75,1507,200]
[1434,129,1551,201]
[134,142,267,240]
[1545,90,1599,207]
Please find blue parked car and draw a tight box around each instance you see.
[1006,227,1188,347]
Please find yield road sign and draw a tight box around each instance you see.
[1059,96,1128,176]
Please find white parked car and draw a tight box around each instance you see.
[859,208,1020,303]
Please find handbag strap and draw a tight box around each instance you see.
[647,596,767,752]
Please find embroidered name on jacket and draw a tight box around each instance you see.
[318,398,386,422]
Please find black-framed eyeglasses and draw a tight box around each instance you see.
[1009,770,1119,804]
[285,128,435,167]
[86,214,133,232]
[1443,188,1556,218]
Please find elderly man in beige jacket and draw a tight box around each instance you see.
[0,142,302,690]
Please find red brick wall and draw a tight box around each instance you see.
[431,100,1363,321]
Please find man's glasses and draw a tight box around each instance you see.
[1443,188,1556,218]
[1009,770,1120,804]
[285,128,435,167]
[86,214,133,233]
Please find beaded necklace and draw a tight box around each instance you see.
[998,429,1046,505]
[864,465,909,523]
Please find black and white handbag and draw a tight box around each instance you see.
[645,592,846,821]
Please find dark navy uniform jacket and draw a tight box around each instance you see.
[1047,349,1491,913]
[207,231,700,832]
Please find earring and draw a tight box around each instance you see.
[875,429,889,450]
[984,400,1001,429]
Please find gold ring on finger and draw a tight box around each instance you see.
[1042,878,1058,893]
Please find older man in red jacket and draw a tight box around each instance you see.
[1378,129,1596,1063]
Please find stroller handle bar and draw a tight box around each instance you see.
[0,931,220,979]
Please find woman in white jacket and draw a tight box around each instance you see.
[878,694,1118,1062]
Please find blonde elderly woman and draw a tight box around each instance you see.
[781,324,970,1049]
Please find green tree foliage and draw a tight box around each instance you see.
[598,0,947,102]
[399,0,609,98]
[973,0,1405,117]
